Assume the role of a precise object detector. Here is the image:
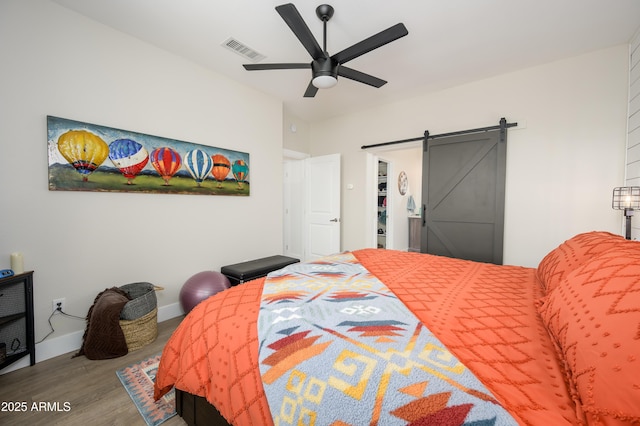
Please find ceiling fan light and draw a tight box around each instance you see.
[312,75,338,89]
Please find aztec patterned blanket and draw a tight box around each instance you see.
[258,252,518,425]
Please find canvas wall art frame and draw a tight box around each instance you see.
[47,116,250,196]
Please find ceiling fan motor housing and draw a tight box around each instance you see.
[311,57,338,88]
[312,57,338,79]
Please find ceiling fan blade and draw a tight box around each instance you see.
[276,3,325,60]
[331,23,408,65]
[337,66,387,88]
[243,63,310,70]
[303,80,319,97]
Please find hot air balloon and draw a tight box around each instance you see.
[108,139,149,184]
[211,154,230,188]
[231,159,249,189]
[184,149,213,187]
[57,130,109,181]
[150,147,182,185]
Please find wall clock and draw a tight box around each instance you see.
[398,171,408,195]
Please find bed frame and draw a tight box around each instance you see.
[175,388,230,426]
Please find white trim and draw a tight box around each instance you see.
[283,148,310,160]
[366,154,394,249]
[377,157,394,249]
[157,301,184,323]
[366,153,376,248]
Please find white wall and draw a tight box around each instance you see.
[0,0,283,359]
[283,109,311,154]
[310,46,629,267]
[626,28,640,237]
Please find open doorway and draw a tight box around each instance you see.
[366,145,423,251]
[283,149,309,261]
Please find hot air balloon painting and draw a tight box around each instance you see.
[48,116,250,195]
[57,130,109,182]
[184,149,213,187]
[150,147,182,185]
[108,138,149,184]
[231,159,249,189]
[211,154,230,188]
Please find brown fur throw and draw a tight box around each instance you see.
[74,287,131,360]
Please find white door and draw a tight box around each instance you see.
[305,154,341,259]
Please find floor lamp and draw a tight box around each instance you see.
[612,186,640,240]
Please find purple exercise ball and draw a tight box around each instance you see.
[180,271,230,313]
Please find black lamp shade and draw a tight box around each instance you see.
[612,186,640,210]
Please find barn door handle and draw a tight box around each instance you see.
[330,218,340,222]
[422,205,426,226]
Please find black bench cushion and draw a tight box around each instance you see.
[221,255,299,285]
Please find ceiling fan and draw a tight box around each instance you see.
[243,3,408,97]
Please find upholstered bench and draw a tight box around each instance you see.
[221,255,299,286]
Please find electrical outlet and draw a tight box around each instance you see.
[52,298,66,313]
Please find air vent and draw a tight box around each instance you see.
[221,37,266,63]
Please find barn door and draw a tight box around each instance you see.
[420,128,506,264]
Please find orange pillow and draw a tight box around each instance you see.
[537,243,640,425]
[537,231,624,294]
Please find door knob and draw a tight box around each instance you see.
[329,218,340,222]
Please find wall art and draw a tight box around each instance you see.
[47,116,250,196]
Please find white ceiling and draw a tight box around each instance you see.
[51,0,640,123]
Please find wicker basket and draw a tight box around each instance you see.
[120,307,158,351]
[118,282,163,351]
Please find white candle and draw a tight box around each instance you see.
[10,252,24,274]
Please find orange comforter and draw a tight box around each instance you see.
[154,249,578,425]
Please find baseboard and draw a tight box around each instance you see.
[157,301,184,323]
[0,302,184,375]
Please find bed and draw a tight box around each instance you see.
[154,231,640,425]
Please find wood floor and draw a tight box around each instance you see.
[0,316,187,426]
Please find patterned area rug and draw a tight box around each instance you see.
[116,353,176,426]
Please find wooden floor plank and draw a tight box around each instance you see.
[0,316,186,426]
